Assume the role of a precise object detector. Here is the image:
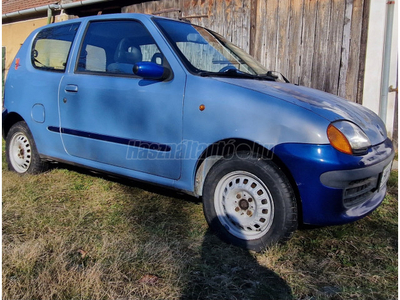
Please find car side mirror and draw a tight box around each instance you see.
[133,62,171,81]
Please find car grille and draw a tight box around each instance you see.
[343,177,378,208]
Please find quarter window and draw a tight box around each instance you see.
[31,23,80,72]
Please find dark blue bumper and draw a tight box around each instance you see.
[273,138,394,226]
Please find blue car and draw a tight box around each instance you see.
[3,13,394,251]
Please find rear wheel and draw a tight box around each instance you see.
[202,152,297,252]
[6,121,48,174]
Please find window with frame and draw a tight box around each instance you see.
[31,23,80,72]
[76,20,166,75]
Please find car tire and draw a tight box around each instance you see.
[202,152,297,252]
[6,121,48,174]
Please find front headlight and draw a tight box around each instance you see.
[327,121,371,155]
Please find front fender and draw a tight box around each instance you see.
[182,76,330,148]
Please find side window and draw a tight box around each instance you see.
[77,20,166,75]
[31,23,80,72]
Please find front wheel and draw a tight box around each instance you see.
[202,153,297,252]
[6,121,48,174]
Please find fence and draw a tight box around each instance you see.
[123,0,369,103]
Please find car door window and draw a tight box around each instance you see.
[76,20,166,76]
[31,23,80,72]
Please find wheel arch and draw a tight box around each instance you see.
[2,112,25,140]
[193,138,303,223]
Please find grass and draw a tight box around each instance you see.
[2,145,398,299]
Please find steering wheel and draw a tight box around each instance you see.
[219,65,237,73]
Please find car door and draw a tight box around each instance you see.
[58,19,185,179]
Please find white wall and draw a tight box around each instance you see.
[363,0,398,139]
[386,2,398,139]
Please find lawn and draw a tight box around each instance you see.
[2,147,398,300]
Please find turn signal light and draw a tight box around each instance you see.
[327,124,352,155]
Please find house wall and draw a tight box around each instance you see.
[363,0,398,140]
[3,0,56,15]
[2,18,48,77]
[386,2,398,143]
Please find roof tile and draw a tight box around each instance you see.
[3,0,68,14]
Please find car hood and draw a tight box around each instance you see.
[216,78,387,146]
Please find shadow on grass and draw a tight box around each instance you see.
[180,225,294,300]
[52,163,294,299]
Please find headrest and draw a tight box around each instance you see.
[114,38,142,64]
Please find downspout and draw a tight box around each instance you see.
[2,0,113,21]
[47,7,53,24]
[379,1,396,123]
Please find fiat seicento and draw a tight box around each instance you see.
[3,13,394,251]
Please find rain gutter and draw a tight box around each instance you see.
[2,0,113,22]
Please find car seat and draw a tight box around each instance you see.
[107,38,142,74]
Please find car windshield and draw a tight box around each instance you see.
[154,18,281,80]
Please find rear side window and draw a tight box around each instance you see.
[31,23,80,72]
[76,20,166,76]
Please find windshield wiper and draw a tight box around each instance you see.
[199,69,276,81]
[199,70,253,78]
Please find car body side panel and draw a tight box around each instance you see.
[215,78,387,146]
[178,75,332,192]
[3,22,82,159]
[58,73,185,179]
[181,77,330,146]
[56,17,188,180]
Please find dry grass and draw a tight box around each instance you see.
[2,149,398,300]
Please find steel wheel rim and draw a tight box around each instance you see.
[9,132,32,173]
[214,171,274,240]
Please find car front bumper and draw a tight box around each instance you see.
[273,138,394,226]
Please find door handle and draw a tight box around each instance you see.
[65,84,78,93]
